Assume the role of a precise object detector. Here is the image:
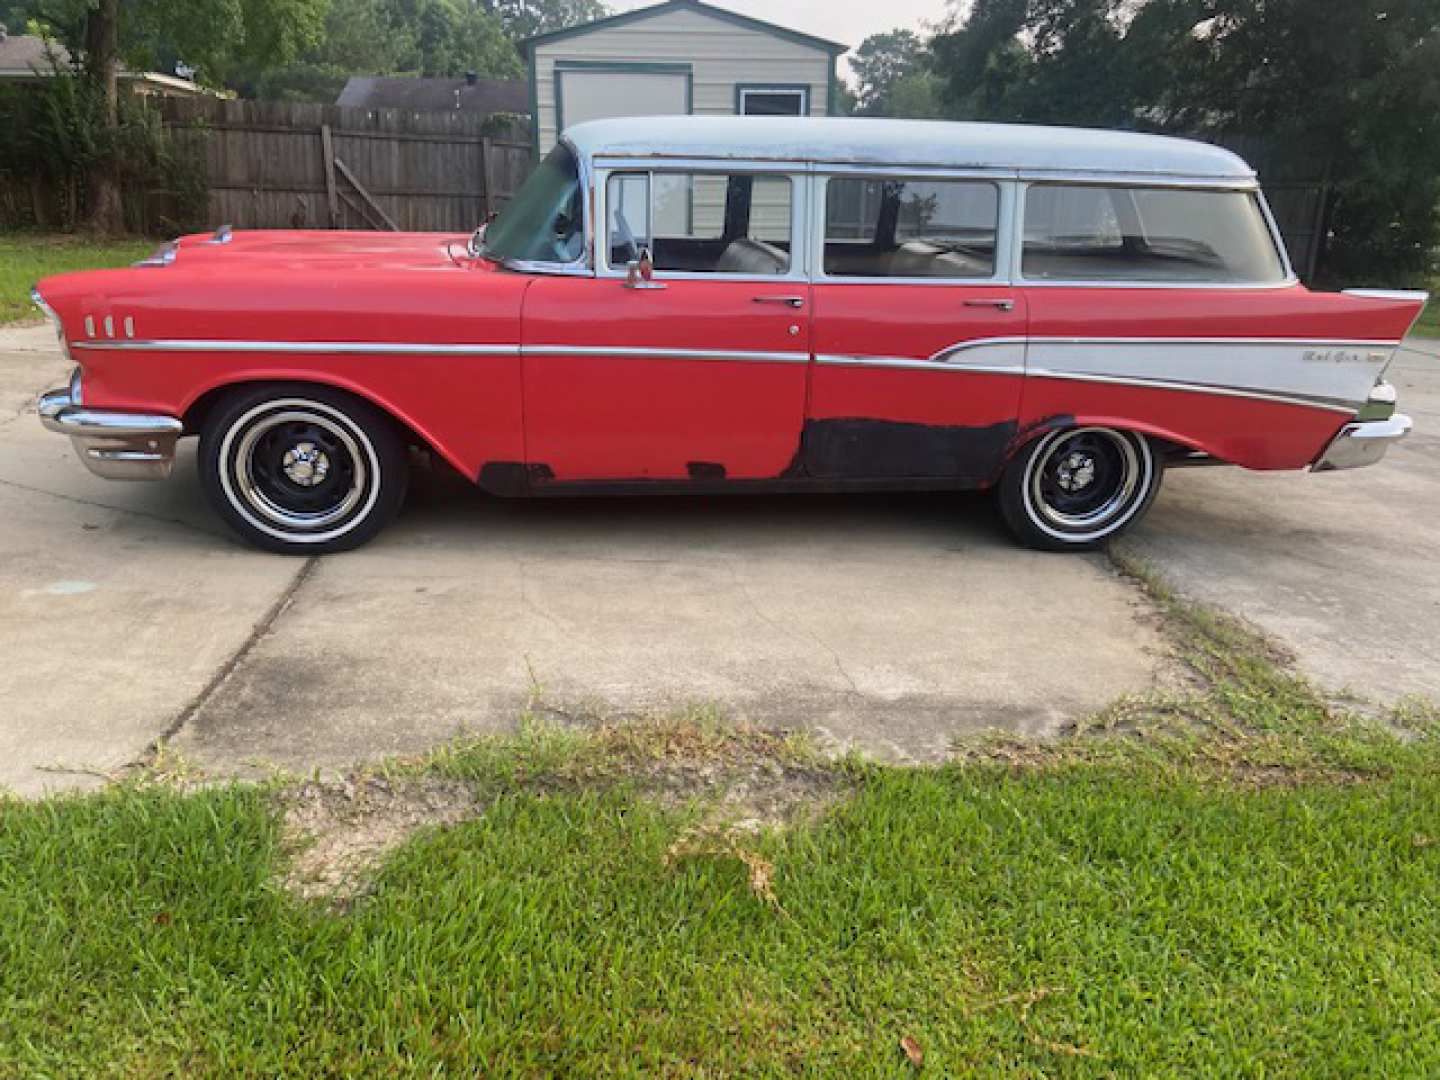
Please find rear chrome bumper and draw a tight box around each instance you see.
[38,380,183,481]
[1312,414,1412,472]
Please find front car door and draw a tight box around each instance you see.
[804,172,1027,482]
[521,162,811,483]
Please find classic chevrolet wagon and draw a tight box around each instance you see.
[34,117,1427,553]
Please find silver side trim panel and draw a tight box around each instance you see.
[1025,369,1357,413]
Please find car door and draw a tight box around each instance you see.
[521,165,811,483]
[804,173,1027,481]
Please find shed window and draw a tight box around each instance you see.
[739,87,807,116]
[1022,184,1287,283]
[823,177,999,279]
[607,170,793,276]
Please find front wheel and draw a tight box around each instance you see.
[199,385,409,554]
[997,427,1161,551]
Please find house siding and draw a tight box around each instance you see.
[533,7,832,155]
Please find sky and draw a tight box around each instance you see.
[603,0,959,78]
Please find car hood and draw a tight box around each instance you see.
[169,229,482,272]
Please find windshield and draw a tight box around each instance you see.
[481,144,585,266]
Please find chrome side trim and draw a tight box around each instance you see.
[1341,289,1430,303]
[70,339,810,365]
[1313,414,1413,472]
[525,345,808,364]
[73,339,524,356]
[816,354,1024,375]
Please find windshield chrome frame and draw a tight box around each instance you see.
[483,135,595,278]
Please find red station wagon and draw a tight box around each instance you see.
[33,116,1428,553]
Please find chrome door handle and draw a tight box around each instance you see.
[964,298,1015,311]
[752,295,805,309]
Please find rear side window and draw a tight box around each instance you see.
[1022,184,1287,283]
[606,170,793,276]
[824,177,999,279]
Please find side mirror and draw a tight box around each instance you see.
[625,248,666,290]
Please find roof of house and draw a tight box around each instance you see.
[337,75,530,115]
[562,116,1257,182]
[520,0,847,56]
[0,30,74,74]
[0,31,216,95]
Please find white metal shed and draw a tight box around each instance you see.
[521,0,847,157]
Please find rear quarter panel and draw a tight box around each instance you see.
[1018,285,1425,469]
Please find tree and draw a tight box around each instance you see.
[849,29,929,116]
[10,0,328,229]
[485,0,607,41]
[930,0,1440,281]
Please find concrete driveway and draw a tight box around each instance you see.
[1,323,1435,795]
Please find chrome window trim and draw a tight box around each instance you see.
[811,173,1014,286]
[594,162,810,282]
[1011,179,1295,288]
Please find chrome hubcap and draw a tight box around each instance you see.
[281,442,330,487]
[1024,427,1150,539]
[1055,451,1096,493]
[232,408,368,531]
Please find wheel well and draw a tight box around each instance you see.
[182,380,434,457]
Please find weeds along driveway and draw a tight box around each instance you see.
[0,322,1169,794]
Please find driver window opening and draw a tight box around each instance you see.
[607,170,793,276]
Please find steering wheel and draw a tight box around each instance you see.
[612,207,639,264]
[550,214,582,263]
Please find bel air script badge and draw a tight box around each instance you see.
[1303,347,1385,365]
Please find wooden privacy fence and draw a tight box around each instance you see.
[153,98,534,233]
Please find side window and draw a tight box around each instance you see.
[739,87,807,116]
[823,177,999,279]
[1022,183,1288,283]
[606,170,794,276]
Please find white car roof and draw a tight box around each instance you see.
[563,116,1256,184]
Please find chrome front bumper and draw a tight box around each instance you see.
[1313,414,1413,472]
[38,378,183,481]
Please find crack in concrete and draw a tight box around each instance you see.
[0,474,224,536]
[515,557,568,633]
[134,555,319,767]
[726,560,862,698]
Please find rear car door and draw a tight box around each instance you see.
[804,173,1027,481]
[522,165,811,482]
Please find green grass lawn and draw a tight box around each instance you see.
[1412,281,1440,338]
[0,234,152,325]
[3,555,1439,1078]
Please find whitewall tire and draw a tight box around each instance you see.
[997,427,1161,551]
[199,384,408,554]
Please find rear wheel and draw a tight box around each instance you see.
[997,427,1161,551]
[199,385,408,554]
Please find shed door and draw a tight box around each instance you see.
[557,69,688,131]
